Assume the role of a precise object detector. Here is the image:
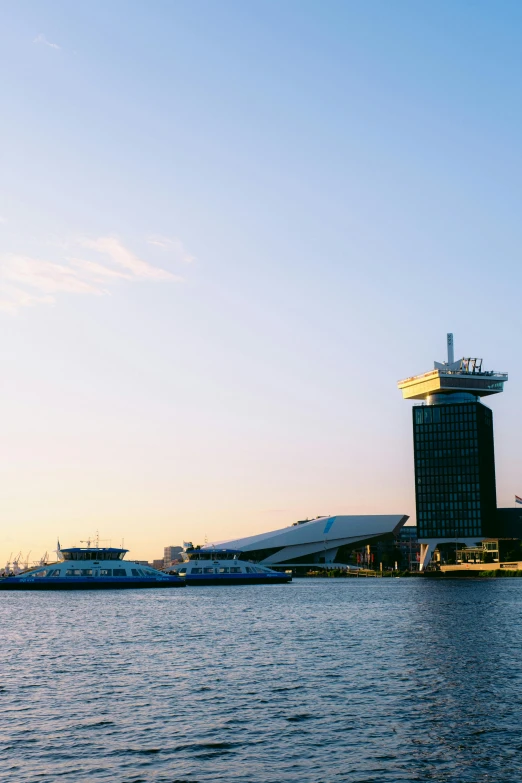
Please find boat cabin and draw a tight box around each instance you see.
[185,548,243,561]
[60,547,127,561]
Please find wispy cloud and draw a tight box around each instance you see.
[83,237,178,280]
[3,255,105,295]
[0,235,187,314]
[147,235,195,264]
[33,33,61,50]
[0,284,55,314]
[68,258,133,281]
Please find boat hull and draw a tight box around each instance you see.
[184,575,291,586]
[0,577,185,590]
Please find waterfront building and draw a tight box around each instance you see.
[349,526,420,572]
[201,514,408,570]
[398,333,511,569]
[397,525,420,570]
[152,558,165,570]
[164,546,182,568]
[398,525,418,542]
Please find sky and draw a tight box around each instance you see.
[1,0,521,566]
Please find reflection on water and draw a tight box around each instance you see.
[1,580,522,782]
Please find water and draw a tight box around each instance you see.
[2,579,522,782]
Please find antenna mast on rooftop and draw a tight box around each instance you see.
[447,333,454,365]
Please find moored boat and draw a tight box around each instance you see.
[169,546,292,585]
[0,545,185,590]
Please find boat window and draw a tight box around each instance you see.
[113,569,127,577]
[219,567,229,574]
[230,567,241,574]
[49,569,61,577]
[34,570,48,577]
[65,569,82,576]
[81,569,93,576]
[131,569,140,577]
[100,569,112,576]
[203,567,214,574]
[190,568,202,574]
[245,566,253,573]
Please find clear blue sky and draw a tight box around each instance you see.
[1,1,521,563]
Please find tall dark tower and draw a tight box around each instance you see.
[398,334,508,569]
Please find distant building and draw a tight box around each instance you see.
[398,525,417,541]
[152,559,165,570]
[164,546,183,568]
[133,560,150,567]
[396,525,420,570]
[347,527,420,572]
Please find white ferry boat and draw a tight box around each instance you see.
[169,547,292,585]
[0,545,185,590]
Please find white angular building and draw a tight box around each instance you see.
[203,514,408,568]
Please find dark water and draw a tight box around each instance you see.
[2,579,522,782]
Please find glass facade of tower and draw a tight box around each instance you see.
[413,401,497,540]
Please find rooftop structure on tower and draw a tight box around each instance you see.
[398,333,507,402]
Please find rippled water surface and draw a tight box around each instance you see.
[2,579,522,782]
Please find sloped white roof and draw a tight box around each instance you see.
[204,514,408,564]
